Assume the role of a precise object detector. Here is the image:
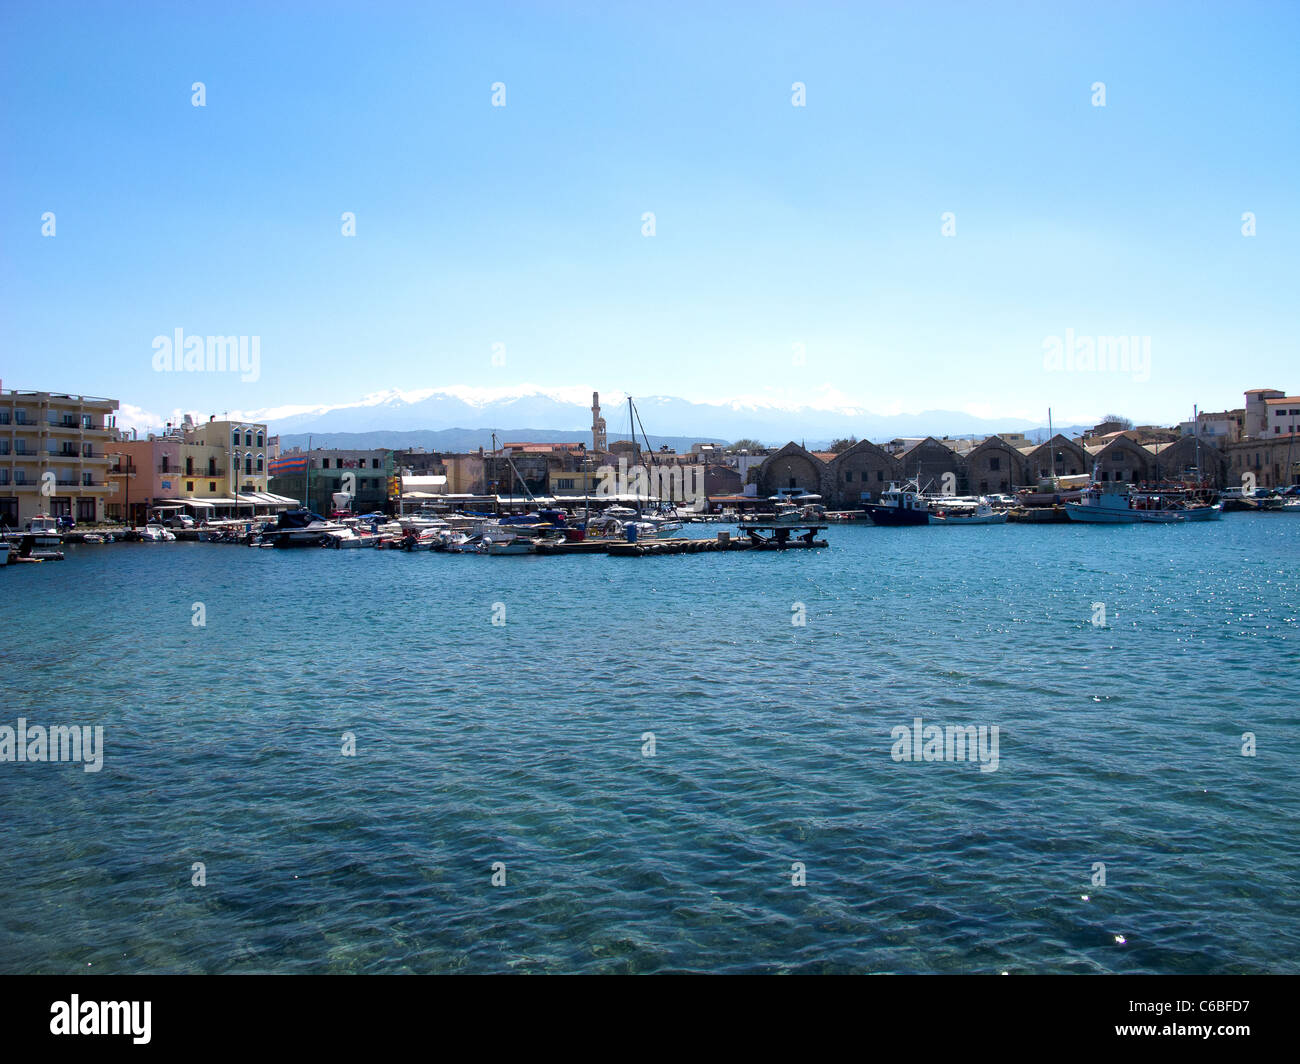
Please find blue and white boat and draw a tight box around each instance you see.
[1064,487,1141,524]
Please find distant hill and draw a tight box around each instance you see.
[276,427,728,454]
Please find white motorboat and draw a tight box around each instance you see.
[479,535,536,555]
[139,523,177,541]
[928,498,1010,525]
[323,527,379,549]
[259,508,347,547]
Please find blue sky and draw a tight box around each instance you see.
[2,0,1297,430]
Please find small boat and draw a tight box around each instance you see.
[1064,488,1140,524]
[137,523,177,542]
[480,535,536,555]
[81,533,108,544]
[929,499,1010,525]
[0,540,9,566]
[322,527,380,549]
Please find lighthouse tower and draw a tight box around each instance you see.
[592,391,607,453]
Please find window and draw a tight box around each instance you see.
[187,481,195,491]
[245,456,253,475]
[13,471,25,485]
[371,459,380,468]
[844,471,853,482]
[209,482,216,492]
[232,430,240,447]
[77,500,96,521]
[15,410,27,424]
[83,444,94,457]
[0,471,7,485]
[82,473,94,486]
[877,471,884,481]
[0,442,8,455]
[256,433,263,447]
[244,432,252,447]
[82,414,93,429]
[322,458,330,469]
[0,411,8,423]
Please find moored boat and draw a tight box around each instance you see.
[1064,487,1140,524]
[864,481,933,526]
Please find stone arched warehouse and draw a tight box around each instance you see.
[755,433,1225,507]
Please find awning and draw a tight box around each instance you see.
[152,503,186,510]
[203,497,238,505]
[260,492,300,505]
[183,499,216,509]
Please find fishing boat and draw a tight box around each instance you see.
[863,481,934,526]
[1064,487,1141,524]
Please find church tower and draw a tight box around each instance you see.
[592,391,607,453]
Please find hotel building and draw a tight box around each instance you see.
[0,386,120,528]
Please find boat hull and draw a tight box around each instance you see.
[929,512,1009,525]
[1064,505,1139,524]
[863,505,931,527]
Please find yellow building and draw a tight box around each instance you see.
[0,388,120,527]
[116,414,284,522]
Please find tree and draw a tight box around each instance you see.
[1100,414,1134,430]
[728,438,764,453]
[828,436,858,454]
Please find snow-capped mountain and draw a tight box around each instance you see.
[236,386,1081,446]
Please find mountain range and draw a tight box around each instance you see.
[256,387,1094,450]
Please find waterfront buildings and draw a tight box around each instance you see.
[0,387,120,527]
[116,415,284,524]
[268,447,393,514]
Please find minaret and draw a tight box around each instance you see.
[592,391,607,453]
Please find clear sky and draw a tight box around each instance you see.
[2,0,1296,430]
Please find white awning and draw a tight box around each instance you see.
[183,499,216,509]
[152,503,186,510]
[203,497,238,505]
[262,492,299,505]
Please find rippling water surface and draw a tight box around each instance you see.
[2,516,1298,973]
